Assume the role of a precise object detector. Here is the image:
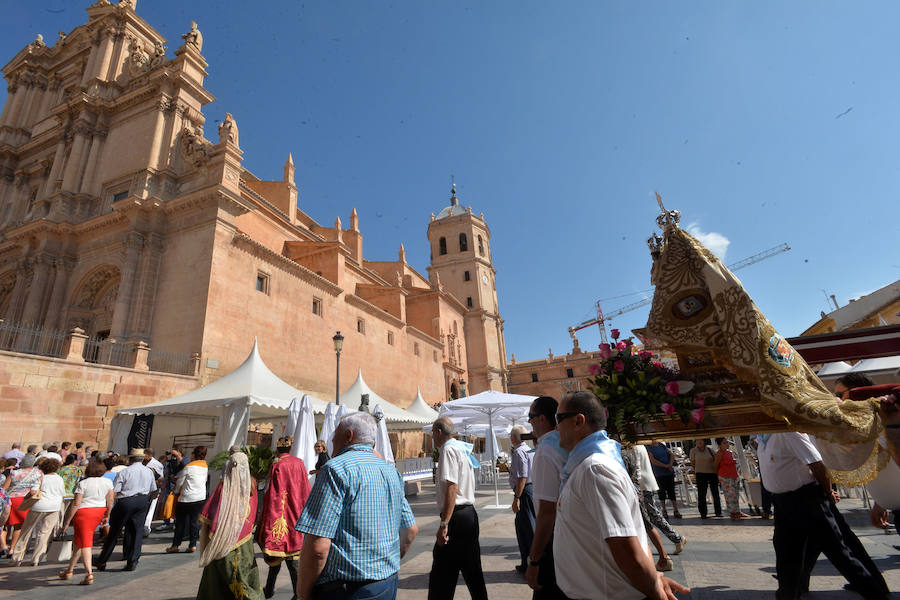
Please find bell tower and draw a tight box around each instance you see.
[427,184,507,393]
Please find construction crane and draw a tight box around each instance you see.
[568,242,791,344]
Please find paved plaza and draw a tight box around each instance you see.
[1,481,899,599]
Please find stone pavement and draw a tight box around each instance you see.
[1,482,899,599]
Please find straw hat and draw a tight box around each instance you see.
[129,448,147,459]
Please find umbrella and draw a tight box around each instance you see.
[320,403,337,455]
[443,391,537,509]
[327,404,350,452]
[283,395,301,444]
[373,405,395,464]
[289,395,318,477]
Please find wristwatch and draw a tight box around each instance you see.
[439,520,449,527]
[528,557,540,566]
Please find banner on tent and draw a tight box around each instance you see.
[127,415,154,450]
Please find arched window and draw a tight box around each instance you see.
[459,233,468,252]
[477,235,485,256]
[439,237,447,255]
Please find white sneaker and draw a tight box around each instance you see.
[674,537,687,555]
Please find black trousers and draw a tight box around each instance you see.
[533,536,570,600]
[772,483,889,600]
[694,472,721,518]
[172,499,204,548]
[514,483,536,568]
[428,504,488,600]
[97,494,151,566]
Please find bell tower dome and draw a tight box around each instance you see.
[427,184,507,393]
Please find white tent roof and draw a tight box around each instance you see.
[816,361,854,377]
[406,387,440,421]
[339,369,433,424]
[848,356,900,375]
[443,390,537,413]
[117,340,328,419]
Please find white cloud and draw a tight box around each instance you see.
[686,222,730,260]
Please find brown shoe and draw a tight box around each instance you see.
[656,557,674,572]
[165,546,180,553]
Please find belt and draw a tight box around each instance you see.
[772,482,820,497]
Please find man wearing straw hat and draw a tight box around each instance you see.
[95,448,158,572]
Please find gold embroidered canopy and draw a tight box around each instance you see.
[634,204,886,484]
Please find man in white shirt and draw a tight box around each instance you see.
[525,395,570,600]
[757,432,888,600]
[427,417,488,600]
[553,391,688,600]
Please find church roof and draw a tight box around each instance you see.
[434,185,468,220]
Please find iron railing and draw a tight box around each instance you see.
[82,338,130,367]
[147,348,194,376]
[0,321,67,358]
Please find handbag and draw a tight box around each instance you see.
[161,492,177,520]
[47,535,72,562]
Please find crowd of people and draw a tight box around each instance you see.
[1,373,898,599]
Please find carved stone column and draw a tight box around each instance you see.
[108,231,143,341]
[5,76,29,126]
[3,260,30,324]
[128,232,164,340]
[0,82,19,126]
[79,130,105,195]
[43,257,74,332]
[19,255,52,327]
[60,122,90,193]
[43,135,67,197]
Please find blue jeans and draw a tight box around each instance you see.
[312,573,398,600]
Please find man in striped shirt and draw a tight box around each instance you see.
[295,412,418,600]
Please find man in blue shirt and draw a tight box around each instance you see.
[295,412,417,600]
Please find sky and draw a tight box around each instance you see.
[2,1,899,363]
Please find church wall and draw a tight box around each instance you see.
[198,223,447,408]
[0,349,197,453]
[234,208,303,254]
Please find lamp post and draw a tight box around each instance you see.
[459,379,467,398]
[333,331,344,405]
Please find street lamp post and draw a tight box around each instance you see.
[459,379,467,398]
[333,331,344,405]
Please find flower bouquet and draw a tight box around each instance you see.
[586,329,706,440]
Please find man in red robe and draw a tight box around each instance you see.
[257,437,311,599]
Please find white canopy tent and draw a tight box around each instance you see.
[112,340,329,456]
[320,403,338,455]
[406,387,440,422]
[340,369,434,426]
[441,390,538,508]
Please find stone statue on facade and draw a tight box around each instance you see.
[56,31,67,45]
[149,41,167,68]
[31,34,46,49]
[128,38,150,74]
[218,113,238,146]
[181,124,211,167]
[181,21,203,52]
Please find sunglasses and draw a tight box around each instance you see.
[527,413,539,420]
[555,412,580,423]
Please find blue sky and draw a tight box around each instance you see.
[3,2,899,362]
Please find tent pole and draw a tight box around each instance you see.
[484,407,504,509]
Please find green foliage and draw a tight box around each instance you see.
[207,445,277,481]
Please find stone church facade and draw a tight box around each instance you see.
[0,0,508,448]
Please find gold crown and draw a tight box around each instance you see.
[276,436,294,447]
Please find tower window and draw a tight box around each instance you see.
[466,297,473,308]
[464,271,470,282]
[256,272,270,294]
[312,297,322,316]
[566,368,574,378]
[357,318,365,334]
[459,233,468,252]
[531,373,539,382]
[113,190,129,203]
[439,237,447,255]
[478,235,485,256]
[387,331,394,345]
[433,350,439,363]
[414,342,420,356]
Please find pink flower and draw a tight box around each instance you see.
[613,360,625,372]
[695,396,705,408]
[691,408,705,423]
[610,328,620,340]
[598,344,612,360]
[624,339,633,348]
[652,361,663,368]
[616,341,627,352]
[589,363,602,375]
[599,343,611,352]
[661,403,675,417]
[665,381,680,396]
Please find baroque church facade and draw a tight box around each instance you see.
[0,0,508,414]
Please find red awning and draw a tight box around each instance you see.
[787,324,900,363]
